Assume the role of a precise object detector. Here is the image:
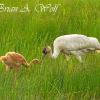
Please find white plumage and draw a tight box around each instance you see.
[88,37,100,50]
[42,34,100,63]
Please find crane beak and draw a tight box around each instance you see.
[41,54,46,64]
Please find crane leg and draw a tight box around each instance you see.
[5,65,10,72]
[75,55,82,63]
[13,66,19,86]
[71,51,83,63]
[64,54,71,61]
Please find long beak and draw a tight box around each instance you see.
[41,54,46,64]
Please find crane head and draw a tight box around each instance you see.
[41,46,51,63]
[42,46,51,55]
[29,59,40,66]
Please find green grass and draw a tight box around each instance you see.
[0,0,100,99]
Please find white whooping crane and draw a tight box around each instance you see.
[42,34,100,63]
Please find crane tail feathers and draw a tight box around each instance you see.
[96,50,100,53]
[0,56,3,62]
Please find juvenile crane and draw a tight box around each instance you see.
[0,51,40,84]
[0,52,40,71]
[0,52,29,71]
[42,34,100,63]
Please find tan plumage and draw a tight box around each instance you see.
[0,52,29,71]
[0,51,40,85]
[29,59,40,65]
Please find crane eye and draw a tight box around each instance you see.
[41,48,47,64]
[42,48,47,55]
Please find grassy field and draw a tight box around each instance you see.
[0,0,100,99]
